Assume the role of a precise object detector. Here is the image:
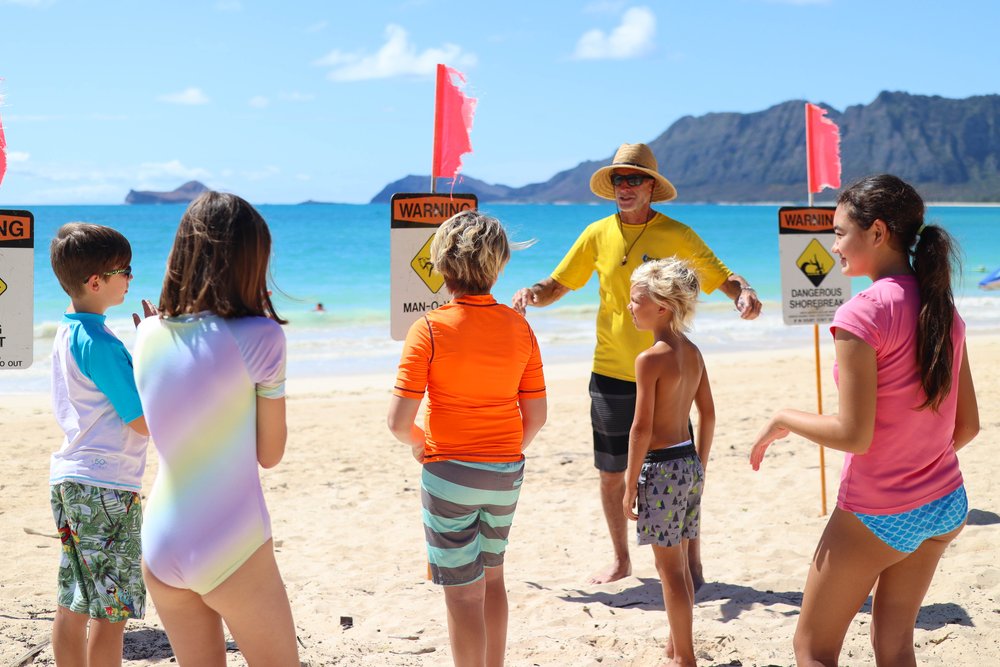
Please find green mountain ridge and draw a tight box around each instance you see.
[371,91,1000,204]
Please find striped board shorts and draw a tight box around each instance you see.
[421,458,525,586]
[590,373,636,472]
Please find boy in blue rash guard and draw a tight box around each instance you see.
[48,222,150,667]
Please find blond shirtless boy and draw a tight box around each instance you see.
[623,258,715,667]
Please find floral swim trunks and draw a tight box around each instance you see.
[50,482,146,622]
[636,442,704,547]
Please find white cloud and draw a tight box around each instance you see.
[157,87,210,105]
[136,159,211,182]
[249,95,270,108]
[315,24,476,82]
[241,165,280,181]
[6,151,29,162]
[279,91,315,102]
[18,160,208,183]
[573,6,656,60]
[24,183,124,203]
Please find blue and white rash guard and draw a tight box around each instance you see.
[50,312,148,491]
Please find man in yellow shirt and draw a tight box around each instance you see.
[512,143,761,585]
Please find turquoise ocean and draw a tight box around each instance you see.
[3,203,1000,394]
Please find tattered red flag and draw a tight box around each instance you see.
[805,102,841,194]
[432,64,477,181]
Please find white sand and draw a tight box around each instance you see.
[2,335,998,666]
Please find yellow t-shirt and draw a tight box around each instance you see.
[551,212,731,382]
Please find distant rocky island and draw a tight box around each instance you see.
[371,91,1000,204]
[125,181,209,205]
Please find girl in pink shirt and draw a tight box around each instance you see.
[750,174,980,666]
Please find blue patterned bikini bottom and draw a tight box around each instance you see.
[854,485,968,553]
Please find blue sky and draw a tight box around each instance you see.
[1,0,998,204]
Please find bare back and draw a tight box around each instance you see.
[636,335,711,451]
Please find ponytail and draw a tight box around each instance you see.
[838,174,960,410]
[912,224,960,410]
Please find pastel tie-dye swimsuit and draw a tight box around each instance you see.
[134,313,286,594]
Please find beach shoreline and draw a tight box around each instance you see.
[2,331,998,665]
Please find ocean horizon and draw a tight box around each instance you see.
[2,202,999,394]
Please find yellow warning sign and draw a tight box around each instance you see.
[796,239,836,287]
[410,235,444,293]
[0,276,6,297]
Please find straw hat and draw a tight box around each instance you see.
[589,143,677,203]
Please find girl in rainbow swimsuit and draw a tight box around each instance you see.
[750,174,980,666]
[134,192,298,665]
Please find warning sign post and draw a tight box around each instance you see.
[0,209,34,370]
[778,206,850,326]
[390,193,477,340]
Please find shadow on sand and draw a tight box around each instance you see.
[122,628,174,661]
[967,508,1000,526]
[123,627,239,661]
[557,577,973,630]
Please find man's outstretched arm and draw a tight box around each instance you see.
[718,273,762,320]
[512,278,571,315]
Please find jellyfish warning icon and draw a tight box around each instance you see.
[796,239,836,287]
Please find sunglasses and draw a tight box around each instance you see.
[610,174,652,187]
[85,265,132,283]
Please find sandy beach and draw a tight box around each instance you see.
[1,334,997,666]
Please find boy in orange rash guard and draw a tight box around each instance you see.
[388,210,547,667]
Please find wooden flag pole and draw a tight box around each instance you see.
[814,322,827,515]
[807,174,828,516]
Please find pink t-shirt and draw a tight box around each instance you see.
[831,275,964,514]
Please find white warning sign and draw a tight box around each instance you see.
[778,207,851,326]
[389,193,477,340]
[0,210,35,369]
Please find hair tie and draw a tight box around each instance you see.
[916,223,927,236]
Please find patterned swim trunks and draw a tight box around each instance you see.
[636,443,704,547]
[855,485,968,553]
[50,482,146,621]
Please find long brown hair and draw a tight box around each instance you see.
[837,174,959,410]
[159,191,286,323]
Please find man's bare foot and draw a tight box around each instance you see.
[665,634,674,658]
[586,559,631,584]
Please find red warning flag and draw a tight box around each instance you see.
[805,103,841,194]
[432,64,477,181]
